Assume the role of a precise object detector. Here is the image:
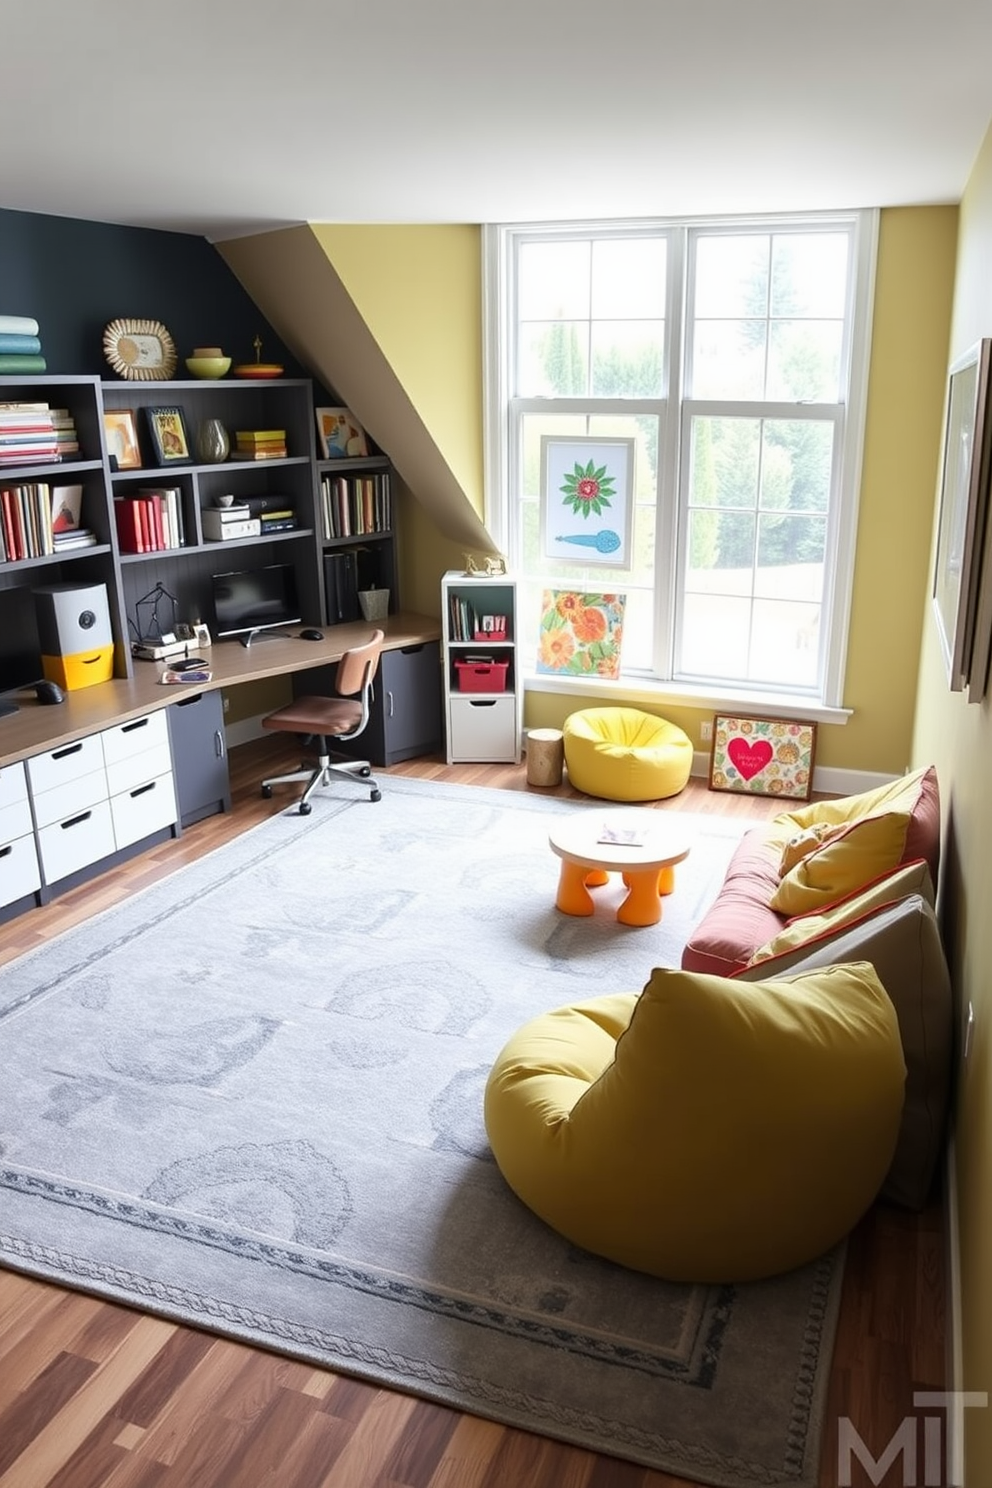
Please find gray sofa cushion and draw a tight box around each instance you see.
[734,894,951,1209]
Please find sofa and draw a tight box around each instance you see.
[681,765,942,976]
[681,765,950,1210]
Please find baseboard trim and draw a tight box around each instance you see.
[944,1135,965,1487]
[690,752,895,798]
[225,715,269,749]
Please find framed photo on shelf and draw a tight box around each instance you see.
[315,406,368,460]
[103,408,142,471]
[144,406,190,466]
[932,338,992,693]
[708,714,817,802]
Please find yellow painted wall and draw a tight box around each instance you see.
[910,118,992,1487]
[310,226,485,518]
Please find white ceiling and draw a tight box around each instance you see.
[3,0,991,241]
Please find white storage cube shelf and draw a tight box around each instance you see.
[441,570,522,764]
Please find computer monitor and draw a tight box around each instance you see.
[210,563,302,643]
[0,586,45,717]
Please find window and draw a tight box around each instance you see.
[484,213,876,712]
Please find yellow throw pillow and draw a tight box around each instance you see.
[779,821,844,876]
[770,810,911,915]
[750,859,934,965]
[773,766,928,837]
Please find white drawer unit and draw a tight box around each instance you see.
[111,772,178,851]
[0,833,42,910]
[0,761,30,811]
[26,733,105,796]
[37,801,117,885]
[0,763,41,909]
[30,763,109,831]
[448,696,519,762]
[105,740,173,797]
[101,709,169,767]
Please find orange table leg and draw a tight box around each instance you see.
[584,868,610,887]
[556,860,597,916]
[658,864,677,896]
[618,868,664,927]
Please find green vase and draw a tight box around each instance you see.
[195,418,230,464]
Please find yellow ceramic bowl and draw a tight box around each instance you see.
[186,355,232,379]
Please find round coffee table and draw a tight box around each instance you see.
[548,810,692,927]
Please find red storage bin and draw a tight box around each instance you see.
[454,659,509,693]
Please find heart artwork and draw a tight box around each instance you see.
[727,736,773,781]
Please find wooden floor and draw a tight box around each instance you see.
[0,740,946,1488]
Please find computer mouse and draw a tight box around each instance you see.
[34,679,65,705]
[299,628,324,642]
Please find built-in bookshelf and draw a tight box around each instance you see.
[0,375,401,674]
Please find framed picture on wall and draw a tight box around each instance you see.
[932,338,992,693]
[539,436,635,568]
[708,714,817,801]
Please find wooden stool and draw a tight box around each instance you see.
[526,728,564,788]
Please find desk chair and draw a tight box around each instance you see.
[260,629,384,813]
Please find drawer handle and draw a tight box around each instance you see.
[121,718,150,734]
[468,700,497,709]
[129,782,155,800]
[177,695,202,709]
[386,690,394,718]
[61,811,92,831]
[52,742,84,761]
[401,645,425,655]
[0,844,11,860]
[214,730,226,759]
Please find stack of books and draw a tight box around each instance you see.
[235,428,287,460]
[201,501,261,541]
[50,408,80,459]
[1,483,50,559]
[113,487,185,553]
[0,400,60,466]
[0,314,47,375]
[51,483,97,551]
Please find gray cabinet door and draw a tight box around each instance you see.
[167,690,231,825]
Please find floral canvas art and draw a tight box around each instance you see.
[536,590,626,679]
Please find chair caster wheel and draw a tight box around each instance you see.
[299,801,312,815]
[261,785,273,799]
[370,788,382,803]
[359,765,371,777]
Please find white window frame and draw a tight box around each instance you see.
[483,211,878,723]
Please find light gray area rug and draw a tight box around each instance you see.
[0,778,843,1487]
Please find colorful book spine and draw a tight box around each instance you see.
[0,354,47,373]
[0,315,40,336]
[0,334,42,355]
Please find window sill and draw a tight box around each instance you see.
[523,671,852,727]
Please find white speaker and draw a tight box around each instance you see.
[33,583,114,690]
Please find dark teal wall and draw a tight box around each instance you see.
[0,207,306,378]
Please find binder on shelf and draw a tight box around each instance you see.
[323,550,360,624]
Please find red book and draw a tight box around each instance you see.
[0,488,17,559]
[114,498,143,554]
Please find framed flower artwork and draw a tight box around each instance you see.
[539,436,634,568]
[708,714,817,801]
[536,590,626,679]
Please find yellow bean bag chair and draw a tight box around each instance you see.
[562,707,693,801]
[484,963,905,1283]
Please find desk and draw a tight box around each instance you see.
[0,612,441,770]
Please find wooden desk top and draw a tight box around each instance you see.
[0,612,441,769]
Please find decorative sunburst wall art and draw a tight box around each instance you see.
[539,436,634,568]
[535,590,627,679]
